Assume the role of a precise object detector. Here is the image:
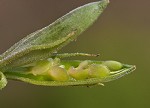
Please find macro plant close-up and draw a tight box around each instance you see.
[0,0,136,89]
[0,0,149,108]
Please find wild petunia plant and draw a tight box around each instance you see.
[0,0,136,89]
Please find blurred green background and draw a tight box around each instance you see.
[0,0,149,108]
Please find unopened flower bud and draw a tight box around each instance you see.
[77,60,89,69]
[31,60,51,76]
[48,66,69,81]
[88,64,110,78]
[102,61,123,71]
[68,67,88,80]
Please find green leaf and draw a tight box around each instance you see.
[0,71,7,89]
[4,60,136,87]
[0,0,109,71]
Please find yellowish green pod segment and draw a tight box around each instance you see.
[0,0,136,89]
[4,59,136,87]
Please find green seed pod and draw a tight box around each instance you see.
[48,66,69,81]
[68,67,88,80]
[103,61,123,71]
[30,60,51,76]
[0,0,136,88]
[88,64,110,78]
